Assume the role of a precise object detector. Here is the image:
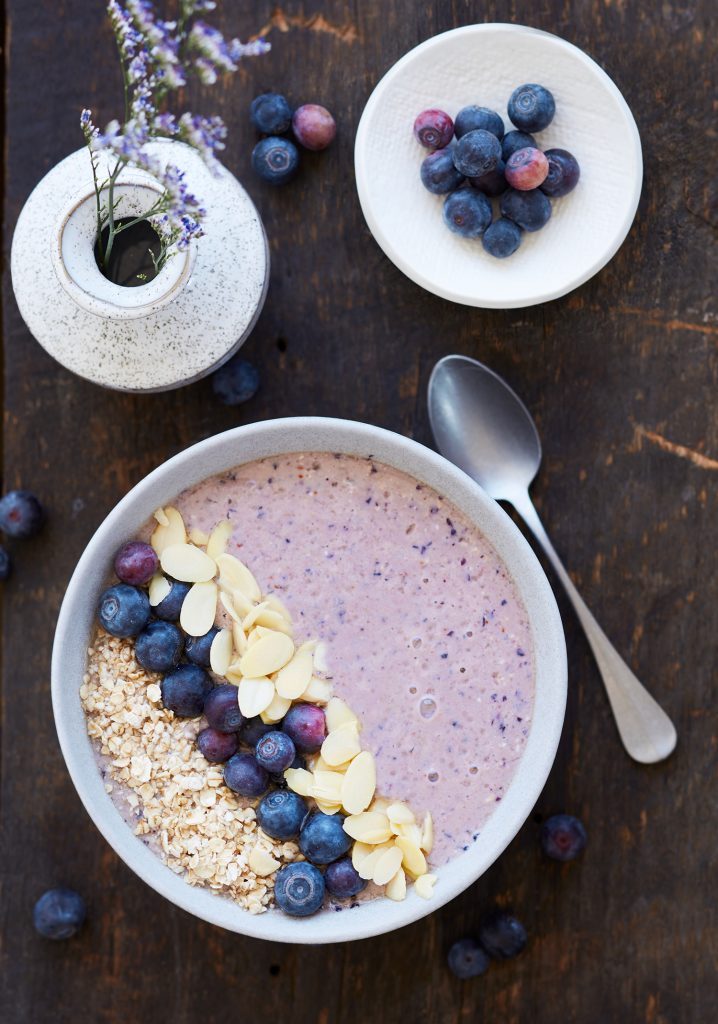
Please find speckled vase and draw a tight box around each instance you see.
[11,140,269,392]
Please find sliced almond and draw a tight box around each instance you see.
[237,676,275,718]
[313,640,331,674]
[180,581,218,637]
[314,798,343,815]
[148,573,171,607]
[299,676,333,704]
[231,622,248,657]
[394,836,427,878]
[150,506,186,554]
[355,842,393,880]
[209,628,233,676]
[219,591,241,624]
[371,797,393,815]
[248,847,280,877]
[414,873,437,899]
[225,667,242,685]
[351,841,374,871]
[420,812,434,854]
[372,844,404,886]
[206,519,233,560]
[388,802,415,831]
[242,601,293,637]
[341,751,376,814]
[260,691,291,724]
[343,811,392,844]
[246,627,262,647]
[325,697,359,733]
[321,722,361,767]
[153,507,170,527]
[216,554,261,601]
[312,770,344,804]
[311,754,352,775]
[188,526,209,546]
[284,767,314,797]
[239,631,294,678]
[265,593,293,621]
[275,648,314,699]
[396,821,423,848]
[385,867,407,902]
[160,543,217,583]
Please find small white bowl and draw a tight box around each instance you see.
[355,23,642,308]
[52,418,566,944]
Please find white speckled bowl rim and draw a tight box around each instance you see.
[52,418,567,944]
[354,23,643,308]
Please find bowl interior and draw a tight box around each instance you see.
[355,23,642,308]
[52,418,567,943]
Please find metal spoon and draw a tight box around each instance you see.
[428,354,677,764]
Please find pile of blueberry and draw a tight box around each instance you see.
[0,489,45,581]
[250,92,336,185]
[414,84,580,258]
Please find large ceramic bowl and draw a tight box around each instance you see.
[52,418,567,943]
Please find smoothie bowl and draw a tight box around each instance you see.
[52,417,566,943]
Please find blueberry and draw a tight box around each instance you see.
[33,888,86,940]
[419,147,464,195]
[197,726,238,763]
[240,716,274,747]
[505,147,549,191]
[97,583,150,638]
[282,704,326,753]
[299,811,352,864]
[224,752,269,797]
[508,83,555,132]
[274,862,325,917]
[135,620,184,672]
[185,626,219,667]
[255,730,296,773]
[324,857,367,899]
[500,188,552,232]
[113,541,158,586]
[212,357,260,406]
[250,92,292,135]
[413,108,454,149]
[468,160,507,197]
[292,103,336,151]
[482,218,522,259]
[0,546,11,581]
[478,910,528,959]
[454,105,504,141]
[540,814,587,861]
[443,188,492,238]
[452,129,501,178]
[252,136,299,185]
[447,937,491,979]
[501,130,537,161]
[154,578,190,621]
[160,664,212,717]
[0,490,44,539]
[204,683,244,733]
[257,789,308,839]
[540,149,581,198]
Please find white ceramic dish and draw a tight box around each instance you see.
[52,417,567,943]
[355,23,643,308]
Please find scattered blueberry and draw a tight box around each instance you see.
[482,218,522,259]
[540,813,588,861]
[478,910,528,959]
[154,578,190,621]
[413,108,454,149]
[324,857,367,899]
[508,83,555,132]
[135,620,184,672]
[0,546,11,581]
[257,789,308,839]
[505,147,549,190]
[160,664,212,718]
[501,130,537,161]
[447,938,491,979]
[113,541,158,586]
[282,704,326,753]
[185,626,219,668]
[468,160,507,197]
[212,357,260,406]
[252,136,299,185]
[197,727,238,763]
[223,752,269,797]
[250,92,292,135]
[299,811,352,865]
[97,584,150,638]
[419,147,464,195]
[204,683,244,733]
[33,888,86,940]
[500,188,552,231]
[452,129,502,178]
[540,148,581,197]
[255,730,296,773]
[454,105,504,141]
[0,490,45,539]
[443,188,492,238]
[274,862,325,917]
[292,103,336,150]
[240,716,274,747]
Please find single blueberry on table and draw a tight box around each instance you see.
[413,108,454,149]
[250,92,292,135]
[507,83,556,132]
[443,188,492,238]
[324,857,367,899]
[282,703,326,753]
[0,546,11,581]
[0,490,45,539]
[447,937,491,979]
[135,620,184,673]
[212,357,260,407]
[185,626,219,667]
[224,752,269,797]
[160,664,213,718]
[482,218,522,259]
[204,683,244,734]
[274,862,325,917]
[252,136,299,185]
[501,130,537,162]
[255,730,296,773]
[452,129,502,178]
[468,160,507,197]
[478,910,528,959]
[299,811,352,865]
[240,716,274,747]
[98,583,150,638]
[454,105,504,141]
[419,147,464,195]
[113,541,158,586]
[500,188,552,232]
[540,813,588,861]
[33,888,86,940]
[292,103,337,151]
[505,147,549,191]
[154,578,190,621]
[197,727,238,764]
[540,149,581,197]
[257,789,308,839]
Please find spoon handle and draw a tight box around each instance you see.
[508,488,677,764]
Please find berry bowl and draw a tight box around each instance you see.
[52,417,566,943]
[354,23,642,308]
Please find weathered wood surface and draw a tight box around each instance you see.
[2,2,716,1022]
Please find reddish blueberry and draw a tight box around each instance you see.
[282,704,326,753]
[501,130,537,161]
[500,188,552,232]
[292,103,336,150]
[113,541,158,586]
[250,92,292,135]
[469,160,507,197]
[160,664,212,717]
[482,218,522,259]
[508,83,555,132]
[324,857,367,899]
[135,620,184,672]
[447,938,491,979]
[257,789,308,839]
[33,888,86,940]
[413,108,454,149]
[98,583,150,638]
[0,490,44,539]
[540,149,581,197]
[452,129,501,178]
[223,752,269,797]
[420,147,464,194]
[252,136,299,185]
[505,147,549,190]
[255,730,296,773]
[454,105,504,141]
[274,862,325,916]
[197,727,238,763]
[299,811,352,864]
[443,188,492,238]
[540,814,587,861]
[204,683,244,733]
[478,910,527,959]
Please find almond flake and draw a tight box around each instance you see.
[311,754,351,775]
[206,520,233,560]
[153,507,170,527]
[341,751,376,814]
[356,842,393,880]
[343,811,392,844]
[420,812,434,854]
[260,691,291,724]
[351,841,374,870]
[313,640,330,674]
[209,628,233,675]
[248,847,280,877]
[385,867,407,901]
[397,822,423,847]
[284,767,314,797]
[394,836,427,877]
[321,722,361,766]
[300,676,333,704]
[311,770,344,804]
[242,601,293,636]
[232,622,248,656]
[188,527,209,546]
[219,591,241,624]
[148,573,171,607]
[325,697,359,732]
[160,543,217,583]
[216,554,261,601]
[231,588,255,618]
[239,632,294,678]
[180,581,218,637]
[414,874,437,899]
[387,802,415,828]
[237,677,275,718]
[150,506,186,554]
[265,594,292,621]
[372,845,404,886]
[275,648,314,699]
[314,798,343,815]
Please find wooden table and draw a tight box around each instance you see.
[2,2,716,1021]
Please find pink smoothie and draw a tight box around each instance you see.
[176,452,535,864]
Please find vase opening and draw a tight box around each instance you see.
[94,217,163,288]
